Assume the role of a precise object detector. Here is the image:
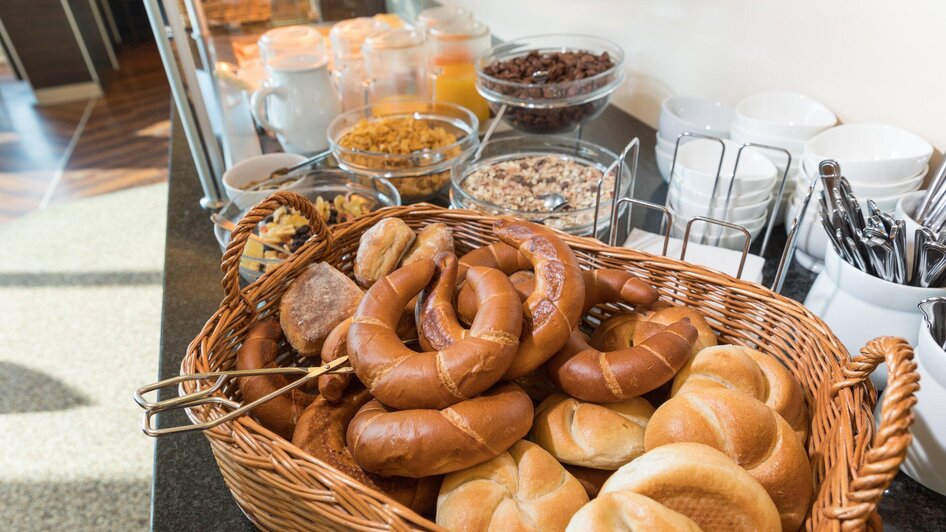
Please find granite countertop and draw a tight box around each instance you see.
[151,103,945,530]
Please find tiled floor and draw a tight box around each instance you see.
[0,44,170,223]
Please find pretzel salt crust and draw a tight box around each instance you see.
[235,320,313,440]
[348,257,521,410]
[346,383,533,478]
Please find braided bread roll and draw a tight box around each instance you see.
[672,345,809,443]
[546,320,697,402]
[531,393,654,469]
[236,320,313,440]
[633,306,717,356]
[292,385,441,514]
[347,383,533,478]
[645,387,812,531]
[348,256,521,410]
[494,219,586,378]
[437,440,589,532]
[601,442,781,532]
[566,491,702,532]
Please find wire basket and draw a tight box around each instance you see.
[178,192,918,531]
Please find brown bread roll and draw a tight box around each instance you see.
[634,306,717,356]
[317,317,352,403]
[437,440,589,532]
[401,222,454,266]
[348,256,521,410]
[672,344,809,444]
[279,262,363,355]
[589,312,642,351]
[546,320,697,402]
[580,269,659,313]
[235,320,313,440]
[531,394,654,469]
[292,385,441,515]
[347,383,533,478]
[566,491,702,532]
[601,442,781,532]
[645,387,812,531]
[494,218,586,379]
[353,217,416,287]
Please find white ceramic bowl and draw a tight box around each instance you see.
[670,208,767,250]
[656,131,679,153]
[658,96,734,142]
[670,177,772,206]
[222,153,308,209]
[674,138,778,196]
[655,144,672,182]
[669,187,771,221]
[730,123,808,156]
[900,320,946,495]
[804,123,933,184]
[801,157,927,197]
[734,91,836,141]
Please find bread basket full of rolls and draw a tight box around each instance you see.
[166,191,919,531]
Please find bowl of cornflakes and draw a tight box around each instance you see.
[328,101,479,202]
[213,168,400,282]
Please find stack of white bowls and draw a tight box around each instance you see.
[667,138,779,250]
[731,92,837,221]
[788,123,934,270]
[656,96,735,182]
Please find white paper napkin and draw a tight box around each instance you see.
[623,229,766,284]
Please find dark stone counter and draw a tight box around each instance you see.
[151,104,944,530]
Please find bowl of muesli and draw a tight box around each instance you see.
[450,135,630,235]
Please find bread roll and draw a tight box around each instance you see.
[644,387,812,531]
[601,443,780,532]
[672,345,809,443]
[581,269,658,313]
[354,217,415,286]
[531,393,654,469]
[563,465,613,499]
[402,222,453,265]
[566,491,702,532]
[634,306,717,356]
[437,440,589,532]
[279,262,363,355]
[317,318,352,403]
[588,312,642,351]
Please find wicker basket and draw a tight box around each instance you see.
[180,192,919,531]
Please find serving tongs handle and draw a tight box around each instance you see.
[134,356,353,437]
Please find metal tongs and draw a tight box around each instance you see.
[919,297,946,350]
[134,356,353,437]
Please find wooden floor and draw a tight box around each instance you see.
[0,44,170,223]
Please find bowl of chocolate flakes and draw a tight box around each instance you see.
[476,34,625,134]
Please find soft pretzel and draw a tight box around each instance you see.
[457,241,532,281]
[347,383,534,478]
[416,253,470,351]
[601,442,781,532]
[494,218,586,378]
[635,306,717,356]
[566,491,702,532]
[348,257,521,409]
[672,345,809,443]
[531,393,654,469]
[436,440,589,532]
[645,387,812,531]
[317,318,352,403]
[292,384,441,514]
[458,269,657,325]
[235,320,314,440]
[457,270,535,325]
[546,320,697,403]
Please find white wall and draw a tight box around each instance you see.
[449,0,945,155]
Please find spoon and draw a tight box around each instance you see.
[210,213,291,254]
[531,70,550,84]
[538,193,570,212]
[918,297,946,348]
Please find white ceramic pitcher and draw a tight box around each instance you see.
[251,54,340,154]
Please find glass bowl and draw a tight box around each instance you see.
[475,34,625,134]
[327,100,479,202]
[214,169,400,283]
[450,135,630,236]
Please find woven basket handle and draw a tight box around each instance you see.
[220,191,331,312]
[828,336,920,530]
